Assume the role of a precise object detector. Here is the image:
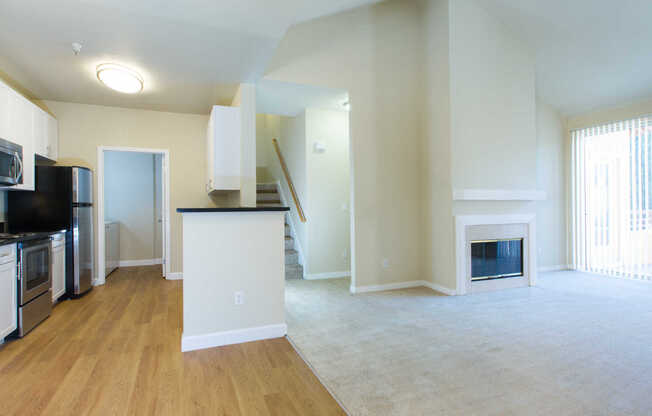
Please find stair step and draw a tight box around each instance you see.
[256,189,277,194]
[285,249,299,265]
[256,193,280,201]
[285,224,291,236]
[285,264,303,280]
[256,183,277,191]
[284,236,293,250]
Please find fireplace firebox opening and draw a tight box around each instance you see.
[471,238,524,281]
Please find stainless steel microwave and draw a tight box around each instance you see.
[0,137,23,186]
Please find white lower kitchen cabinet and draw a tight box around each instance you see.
[0,244,17,340]
[51,233,66,303]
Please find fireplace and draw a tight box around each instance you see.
[455,214,536,295]
[471,238,524,281]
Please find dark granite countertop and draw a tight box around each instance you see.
[0,230,66,246]
[177,206,290,213]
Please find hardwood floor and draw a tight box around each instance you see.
[0,266,345,416]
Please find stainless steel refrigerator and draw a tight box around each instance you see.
[8,166,94,297]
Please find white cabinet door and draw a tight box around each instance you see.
[51,237,66,302]
[0,248,17,340]
[0,82,11,142]
[206,105,241,192]
[32,106,47,157]
[9,92,35,190]
[45,114,58,161]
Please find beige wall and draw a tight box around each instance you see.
[305,108,351,275]
[44,100,213,276]
[104,150,159,262]
[266,0,424,288]
[255,114,278,183]
[421,0,454,290]
[536,99,568,269]
[449,0,537,191]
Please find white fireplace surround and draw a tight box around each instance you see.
[455,214,537,295]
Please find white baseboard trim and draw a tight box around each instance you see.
[351,280,424,294]
[538,264,571,273]
[351,280,457,296]
[119,258,162,267]
[181,323,287,352]
[422,281,458,296]
[304,271,351,280]
[166,272,183,280]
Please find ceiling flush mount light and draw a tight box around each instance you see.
[96,63,143,94]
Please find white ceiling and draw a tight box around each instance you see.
[0,0,379,114]
[3,0,649,117]
[476,0,652,116]
[257,80,349,117]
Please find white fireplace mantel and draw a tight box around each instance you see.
[453,189,546,201]
[454,214,537,295]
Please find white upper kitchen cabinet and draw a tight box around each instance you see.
[0,82,10,142]
[32,106,49,158]
[8,91,35,190]
[46,113,58,161]
[32,106,58,161]
[206,105,241,193]
[0,79,58,191]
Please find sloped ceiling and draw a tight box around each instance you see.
[476,0,652,116]
[0,0,380,114]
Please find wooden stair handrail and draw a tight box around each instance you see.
[272,138,307,223]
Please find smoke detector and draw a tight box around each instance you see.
[71,42,83,56]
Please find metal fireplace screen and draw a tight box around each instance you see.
[471,238,523,281]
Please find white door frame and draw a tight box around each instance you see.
[95,146,171,285]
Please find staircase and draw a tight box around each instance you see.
[256,184,303,280]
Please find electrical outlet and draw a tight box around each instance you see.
[234,291,244,305]
[382,258,390,269]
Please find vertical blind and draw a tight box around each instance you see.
[571,116,652,280]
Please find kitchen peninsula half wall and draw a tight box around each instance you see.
[177,206,289,352]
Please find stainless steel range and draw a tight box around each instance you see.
[16,237,52,337]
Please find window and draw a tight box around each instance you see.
[571,117,652,280]
[629,132,652,230]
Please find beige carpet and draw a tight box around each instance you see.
[285,272,652,415]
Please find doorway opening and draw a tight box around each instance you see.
[96,146,170,285]
[255,80,354,287]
